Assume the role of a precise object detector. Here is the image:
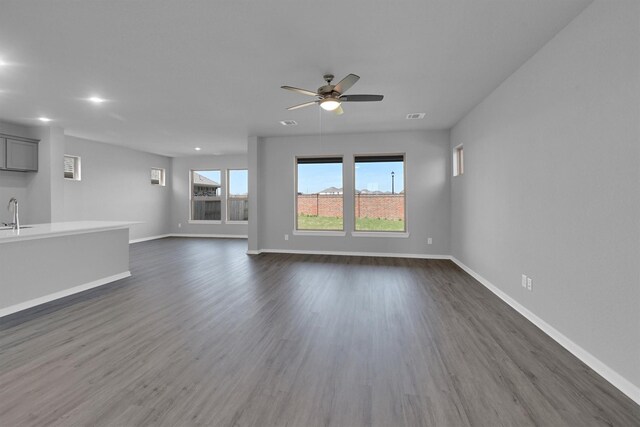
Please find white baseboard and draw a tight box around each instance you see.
[251,248,449,259]
[129,234,171,244]
[450,257,640,405]
[0,271,132,318]
[170,233,248,239]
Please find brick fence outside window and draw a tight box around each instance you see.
[297,194,404,220]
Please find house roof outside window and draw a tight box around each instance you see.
[193,172,219,188]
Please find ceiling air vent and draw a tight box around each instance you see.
[279,120,298,126]
[406,113,426,120]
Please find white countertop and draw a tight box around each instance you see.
[0,221,137,244]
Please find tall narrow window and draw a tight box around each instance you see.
[64,155,81,181]
[296,157,343,231]
[190,170,221,221]
[354,154,405,232]
[227,169,248,222]
[151,168,165,186]
[453,145,464,176]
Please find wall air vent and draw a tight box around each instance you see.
[279,120,298,126]
[406,113,426,120]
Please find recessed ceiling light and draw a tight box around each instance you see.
[38,117,52,122]
[88,96,106,104]
[194,147,201,151]
[279,120,297,126]
[406,113,426,120]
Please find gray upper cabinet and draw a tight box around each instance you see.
[2,136,39,172]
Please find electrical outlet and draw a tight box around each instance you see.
[178,223,182,228]
[521,274,527,288]
[284,234,289,241]
[527,277,532,291]
[427,237,432,245]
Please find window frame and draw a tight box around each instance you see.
[189,169,222,224]
[453,144,464,177]
[150,167,166,186]
[63,154,81,181]
[352,153,408,236]
[294,155,346,235]
[226,168,249,224]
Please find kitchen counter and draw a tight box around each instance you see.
[0,221,134,318]
[0,220,137,244]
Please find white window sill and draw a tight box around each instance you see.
[226,221,248,225]
[188,220,222,225]
[293,230,347,237]
[351,231,410,238]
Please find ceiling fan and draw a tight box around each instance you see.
[281,73,383,115]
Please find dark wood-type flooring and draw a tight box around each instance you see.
[1,238,638,426]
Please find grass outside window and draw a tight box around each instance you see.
[297,215,404,231]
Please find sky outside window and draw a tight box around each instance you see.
[297,161,404,194]
[297,163,343,194]
[228,170,248,195]
[355,161,404,193]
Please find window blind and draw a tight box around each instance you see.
[64,156,75,179]
[297,157,343,165]
[354,154,404,163]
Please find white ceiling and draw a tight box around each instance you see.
[0,0,591,157]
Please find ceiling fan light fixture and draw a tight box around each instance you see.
[320,99,341,111]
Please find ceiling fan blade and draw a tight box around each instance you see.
[286,101,318,110]
[281,86,318,97]
[334,74,360,94]
[339,94,384,102]
[333,105,344,115]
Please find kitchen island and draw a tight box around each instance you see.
[0,221,135,318]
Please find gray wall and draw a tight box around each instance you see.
[170,154,248,236]
[64,136,173,240]
[256,130,450,255]
[451,0,639,389]
[27,126,66,224]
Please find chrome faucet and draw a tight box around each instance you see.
[8,197,19,230]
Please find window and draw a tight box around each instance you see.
[354,154,405,232]
[227,169,248,222]
[296,157,343,231]
[64,155,81,181]
[453,144,464,176]
[151,168,165,186]
[190,170,221,221]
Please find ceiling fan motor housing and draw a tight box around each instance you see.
[319,74,338,97]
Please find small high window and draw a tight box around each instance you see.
[453,145,464,176]
[64,155,81,181]
[151,168,165,186]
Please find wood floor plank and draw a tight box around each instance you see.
[0,237,638,426]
